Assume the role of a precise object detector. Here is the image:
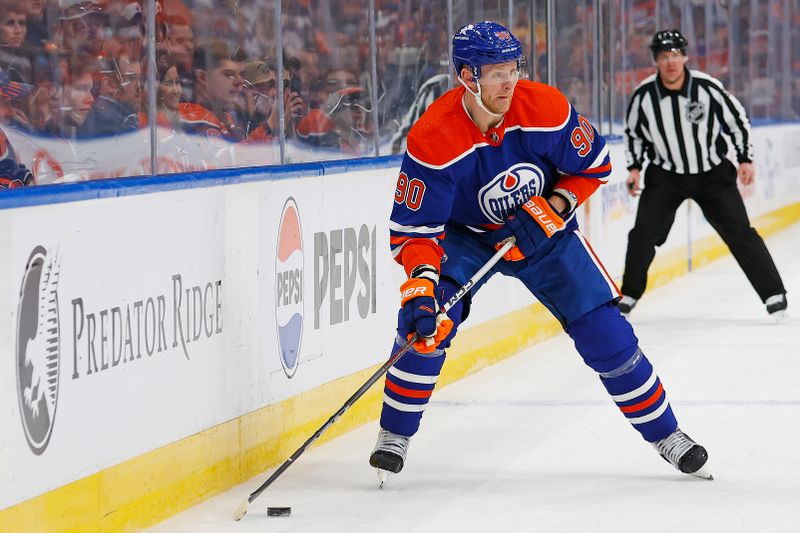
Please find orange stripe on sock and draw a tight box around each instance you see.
[385,378,433,399]
[619,383,664,414]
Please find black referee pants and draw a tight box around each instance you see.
[621,160,785,302]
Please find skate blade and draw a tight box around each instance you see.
[690,465,714,480]
[376,468,390,489]
[771,310,789,325]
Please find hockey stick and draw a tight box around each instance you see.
[233,238,515,521]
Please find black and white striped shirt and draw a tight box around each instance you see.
[625,69,754,175]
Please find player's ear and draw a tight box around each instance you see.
[460,66,476,87]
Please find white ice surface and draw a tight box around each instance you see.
[149,223,800,533]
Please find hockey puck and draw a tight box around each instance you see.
[267,507,292,517]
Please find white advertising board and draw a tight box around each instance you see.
[1,189,227,507]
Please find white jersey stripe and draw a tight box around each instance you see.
[659,96,684,173]
[640,93,672,171]
[587,144,610,170]
[388,366,439,385]
[407,143,487,170]
[382,394,428,412]
[696,88,712,171]
[628,399,670,425]
[389,222,445,234]
[611,371,658,403]
[680,98,699,174]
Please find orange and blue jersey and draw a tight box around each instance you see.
[389,80,611,273]
[382,81,681,444]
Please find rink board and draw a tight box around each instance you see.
[1,125,799,531]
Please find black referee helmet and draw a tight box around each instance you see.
[650,29,688,58]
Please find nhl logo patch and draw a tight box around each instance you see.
[685,101,706,124]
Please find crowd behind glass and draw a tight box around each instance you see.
[0,0,798,186]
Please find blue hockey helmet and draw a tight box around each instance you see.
[452,21,525,81]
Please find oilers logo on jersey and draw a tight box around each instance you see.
[479,162,546,223]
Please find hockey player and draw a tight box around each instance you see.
[370,21,711,483]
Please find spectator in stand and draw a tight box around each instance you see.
[0,67,32,130]
[308,67,359,109]
[57,0,110,57]
[52,55,96,137]
[0,3,27,48]
[144,51,181,129]
[106,1,145,62]
[296,85,372,155]
[79,54,141,136]
[141,50,224,141]
[241,59,304,143]
[192,40,247,141]
[327,86,372,154]
[0,2,33,83]
[22,0,48,49]
[0,126,34,188]
[159,0,195,101]
[26,48,64,132]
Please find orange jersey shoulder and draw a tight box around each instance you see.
[505,80,571,130]
[406,81,572,168]
[406,86,486,168]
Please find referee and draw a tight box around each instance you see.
[618,29,788,322]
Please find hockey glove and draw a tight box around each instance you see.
[399,277,454,354]
[492,196,566,262]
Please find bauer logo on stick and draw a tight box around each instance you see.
[276,198,304,378]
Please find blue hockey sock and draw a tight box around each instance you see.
[568,302,677,442]
[379,339,446,437]
[599,349,677,442]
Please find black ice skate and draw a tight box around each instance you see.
[765,294,788,324]
[369,428,410,487]
[617,296,637,315]
[652,428,713,479]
